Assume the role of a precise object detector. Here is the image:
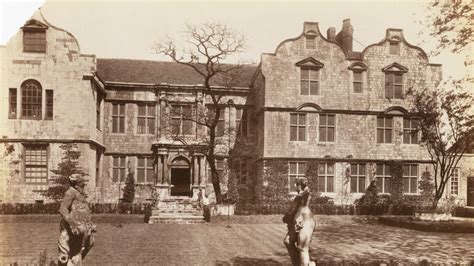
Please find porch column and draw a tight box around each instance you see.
[199,156,206,186]
[193,156,199,186]
[163,154,169,184]
[156,155,163,184]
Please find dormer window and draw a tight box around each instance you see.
[348,62,368,93]
[21,19,48,53]
[306,34,316,49]
[382,63,408,99]
[296,57,324,96]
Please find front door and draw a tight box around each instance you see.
[467,177,474,207]
[171,167,191,197]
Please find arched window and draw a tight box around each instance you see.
[21,80,42,119]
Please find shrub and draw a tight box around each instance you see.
[122,172,135,204]
[454,206,474,218]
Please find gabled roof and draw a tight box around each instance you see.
[295,57,324,69]
[96,58,257,88]
[21,19,49,30]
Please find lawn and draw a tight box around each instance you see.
[0,215,473,265]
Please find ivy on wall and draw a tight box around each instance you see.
[256,159,289,204]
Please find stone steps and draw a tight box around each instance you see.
[148,198,205,224]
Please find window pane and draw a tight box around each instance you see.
[394,85,403,99]
[411,132,418,144]
[301,81,309,95]
[138,158,145,167]
[318,165,325,175]
[148,118,155,134]
[113,169,118,182]
[289,163,297,175]
[327,177,334,192]
[183,120,194,135]
[310,81,318,95]
[137,118,145,134]
[298,114,306,124]
[298,126,305,141]
[351,177,358,193]
[327,115,335,126]
[376,164,383,175]
[403,131,410,144]
[171,118,180,135]
[289,175,297,192]
[113,104,118,115]
[359,177,365,193]
[410,178,418,193]
[403,165,410,176]
[384,177,391,193]
[385,84,393,99]
[353,72,362,81]
[403,177,410,193]
[377,129,384,143]
[327,128,334,142]
[298,163,306,174]
[394,74,403,84]
[147,169,155,183]
[138,105,146,116]
[385,118,392,127]
[320,115,327,126]
[137,169,145,183]
[318,177,325,192]
[119,117,125,133]
[385,129,392,143]
[290,114,297,125]
[411,165,418,176]
[147,105,155,116]
[119,104,125,115]
[290,126,297,141]
[301,69,309,79]
[327,164,334,175]
[353,82,362,93]
[377,117,384,127]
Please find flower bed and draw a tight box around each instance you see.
[378,216,474,233]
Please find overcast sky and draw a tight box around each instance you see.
[0,0,468,79]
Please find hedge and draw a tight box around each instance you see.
[0,203,150,215]
[379,216,474,233]
[235,203,354,215]
[454,206,474,218]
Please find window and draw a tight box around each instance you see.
[306,35,316,49]
[112,156,126,182]
[207,106,225,137]
[385,73,403,99]
[403,164,418,193]
[171,105,194,136]
[96,93,103,130]
[96,151,101,188]
[236,107,248,137]
[319,114,335,142]
[290,113,306,141]
[390,41,400,55]
[351,163,366,193]
[208,158,225,181]
[353,71,363,93]
[137,157,154,184]
[23,30,46,53]
[137,104,156,134]
[451,168,459,195]
[234,158,247,185]
[9,88,17,119]
[300,68,319,95]
[403,117,419,144]
[24,145,48,183]
[21,80,42,119]
[289,162,306,193]
[45,90,53,119]
[377,116,393,143]
[112,103,125,133]
[318,163,334,192]
[376,164,391,193]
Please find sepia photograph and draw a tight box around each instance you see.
[0,0,473,264]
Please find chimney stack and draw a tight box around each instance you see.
[327,27,336,42]
[336,19,353,52]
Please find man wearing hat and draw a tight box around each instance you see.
[58,174,96,265]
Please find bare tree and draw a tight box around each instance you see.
[154,22,245,203]
[408,85,473,208]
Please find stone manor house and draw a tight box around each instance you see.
[1,11,473,206]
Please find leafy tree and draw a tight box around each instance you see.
[425,0,473,55]
[408,86,473,208]
[122,171,135,203]
[41,143,86,201]
[155,22,245,203]
[418,170,435,209]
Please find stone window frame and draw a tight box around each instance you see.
[318,162,335,193]
[319,113,336,143]
[111,103,126,134]
[288,161,306,194]
[305,31,317,50]
[402,117,420,144]
[403,164,419,194]
[376,116,393,144]
[350,163,367,193]
[376,163,391,194]
[348,62,368,94]
[206,105,225,137]
[451,168,459,196]
[112,155,127,182]
[21,19,48,53]
[389,38,401,55]
[9,88,17,119]
[235,107,248,138]
[96,91,104,131]
[295,57,324,96]
[136,156,155,184]
[23,144,49,184]
[45,90,53,120]
[382,62,408,100]
[137,103,156,135]
[290,113,307,142]
[20,79,43,120]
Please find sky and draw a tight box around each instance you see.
[0,0,468,80]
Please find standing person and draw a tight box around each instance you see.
[58,174,96,265]
[283,178,316,266]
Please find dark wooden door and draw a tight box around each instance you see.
[467,177,474,206]
[171,168,191,197]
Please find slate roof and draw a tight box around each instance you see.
[96,58,257,88]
